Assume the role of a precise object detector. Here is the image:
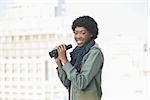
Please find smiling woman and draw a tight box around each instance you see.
[73,26,92,47]
[53,15,104,100]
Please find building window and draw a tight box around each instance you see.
[33,35,39,41]
[11,36,14,41]
[25,35,30,41]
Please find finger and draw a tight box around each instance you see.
[63,45,66,50]
[58,44,65,51]
[60,44,66,50]
[57,46,61,53]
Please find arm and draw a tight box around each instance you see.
[54,45,70,89]
[56,66,70,89]
[62,49,103,90]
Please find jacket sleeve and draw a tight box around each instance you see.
[56,66,70,89]
[62,48,103,90]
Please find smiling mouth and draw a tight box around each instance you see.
[76,40,83,44]
[76,41,83,45]
[76,41,84,47]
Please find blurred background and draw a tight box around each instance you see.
[0,0,149,100]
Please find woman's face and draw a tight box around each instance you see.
[74,26,92,47]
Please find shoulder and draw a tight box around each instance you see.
[83,43,102,57]
[89,43,104,60]
[90,43,102,53]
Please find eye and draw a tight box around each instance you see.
[74,32,77,35]
[81,32,86,35]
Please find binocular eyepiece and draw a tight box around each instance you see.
[49,44,72,58]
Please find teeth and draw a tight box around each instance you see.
[77,41,82,44]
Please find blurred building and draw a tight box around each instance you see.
[0,0,70,100]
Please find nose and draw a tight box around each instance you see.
[74,33,81,39]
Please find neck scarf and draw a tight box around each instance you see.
[70,39,95,72]
[64,39,95,100]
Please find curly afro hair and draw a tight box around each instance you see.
[72,16,99,39]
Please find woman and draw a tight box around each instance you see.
[54,16,104,100]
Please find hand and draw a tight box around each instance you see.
[57,44,69,64]
[53,46,62,66]
[54,55,62,66]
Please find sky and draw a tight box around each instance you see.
[65,0,148,38]
[0,0,148,38]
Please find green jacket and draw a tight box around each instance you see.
[57,45,104,100]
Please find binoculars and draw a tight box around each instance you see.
[49,44,72,58]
